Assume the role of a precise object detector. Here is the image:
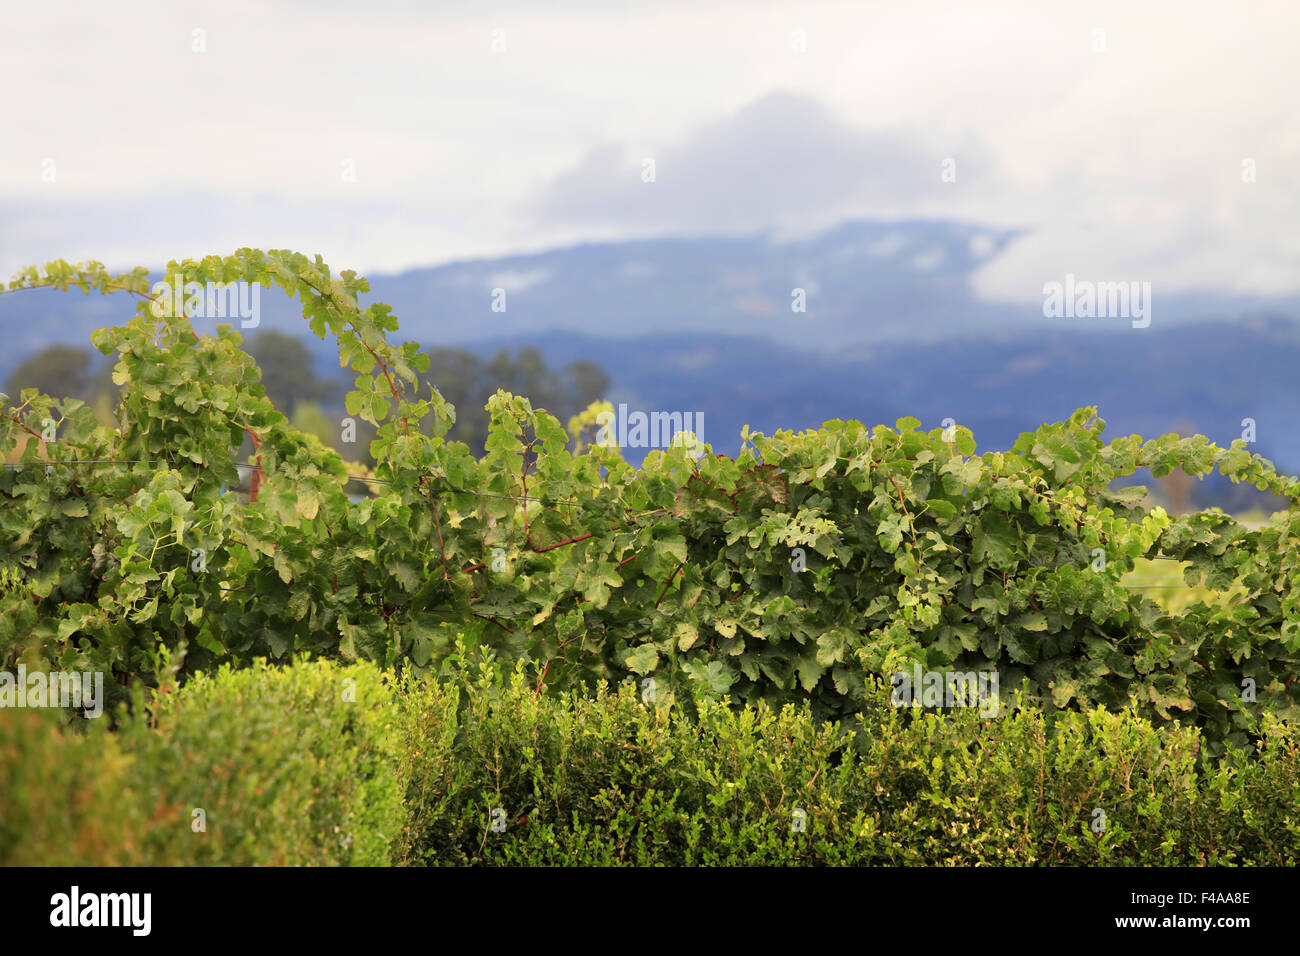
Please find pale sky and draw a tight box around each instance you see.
[2,0,1297,303]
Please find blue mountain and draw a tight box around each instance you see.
[3,219,1298,498]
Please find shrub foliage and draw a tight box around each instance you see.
[2,658,1296,866]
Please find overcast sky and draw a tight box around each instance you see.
[1,0,1296,304]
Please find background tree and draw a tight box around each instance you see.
[4,345,103,403]
[3,346,119,440]
[246,330,340,417]
[562,359,610,416]
[3,336,610,472]
[421,346,610,453]
[421,347,487,452]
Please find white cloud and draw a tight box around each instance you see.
[1,0,1297,304]
[617,260,657,279]
[968,234,996,259]
[527,91,981,235]
[867,236,908,258]
[486,268,551,292]
[910,248,944,271]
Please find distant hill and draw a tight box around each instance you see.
[496,316,1300,488]
[8,218,1300,368]
[2,219,1298,502]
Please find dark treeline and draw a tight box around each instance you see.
[3,333,610,460]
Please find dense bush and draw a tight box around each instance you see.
[396,664,1299,866]
[3,656,1295,866]
[0,708,149,865]
[122,657,407,865]
[0,657,410,866]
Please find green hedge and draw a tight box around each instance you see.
[1,658,406,866]
[0,708,150,865]
[2,657,1296,865]
[396,666,1299,865]
[126,657,408,865]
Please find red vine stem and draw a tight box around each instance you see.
[105,282,158,301]
[357,338,409,437]
[247,430,263,503]
[299,275,411,439]
[534,659,552,695]
[655,560,686,608]
[431,499,450,581]
[532,532,596,554]
[4,411,44,442]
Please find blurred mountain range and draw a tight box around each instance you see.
[3,219,1298,489]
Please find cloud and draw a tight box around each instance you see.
[4,0,1300,304]
[529,91,994,236]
